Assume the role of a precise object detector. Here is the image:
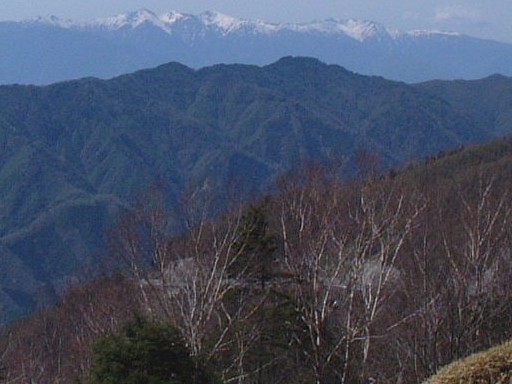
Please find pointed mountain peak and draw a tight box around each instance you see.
[97,8,160,29]
[129,8,158,20]
[339,19,390,40]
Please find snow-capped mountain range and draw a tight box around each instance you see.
[2,8,511,84]
[28,8,457,41]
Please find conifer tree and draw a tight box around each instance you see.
[231,200,277,289]
[89,317,217,384]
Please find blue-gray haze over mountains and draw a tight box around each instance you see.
[1,8,512,84]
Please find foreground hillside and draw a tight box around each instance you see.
[2,135,512,383]
[1,57,512,324]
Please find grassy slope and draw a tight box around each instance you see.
[424,341,512,384]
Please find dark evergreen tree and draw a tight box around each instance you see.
[89,317,217,384]
[231,201,278,289]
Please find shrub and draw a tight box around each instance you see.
[89,317,217,384]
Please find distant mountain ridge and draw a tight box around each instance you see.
[1,9,512,84]
[27,8,450,41]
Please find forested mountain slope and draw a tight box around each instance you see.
[0,57,511,323]
[416,74,512,137]
[3,134,512,383]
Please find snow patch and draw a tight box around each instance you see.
[199,11,246,33]
[24,15,87,28]
[338,19,389,41]
[95,8,162,30]
[266,19,392,41]
[403,29,461,38]
[160,11,187,25]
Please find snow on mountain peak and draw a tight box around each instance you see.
[199,11,246,32]
[160,11,187,25]
[89,9,248,34]
[22,9,460,43]
[126,8,159,25]
[97,8,162,29]
[403,29,461,38]
[338,19,389,41]
[274,19,390,41]
[25,15,85,28]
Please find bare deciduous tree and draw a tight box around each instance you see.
[277,167,424,384]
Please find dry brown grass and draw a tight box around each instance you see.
[424,341,512,384]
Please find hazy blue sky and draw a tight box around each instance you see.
[0,1,511,43]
